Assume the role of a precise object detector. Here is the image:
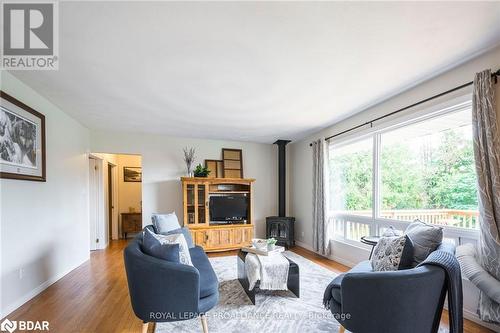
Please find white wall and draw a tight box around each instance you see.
[0,71,90,317]
[90,132,278,238]
[117,154,142,216]
[289,45,500,329]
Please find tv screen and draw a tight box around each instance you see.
[210,195,248,222]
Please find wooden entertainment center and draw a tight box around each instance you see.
[181,177,255,252]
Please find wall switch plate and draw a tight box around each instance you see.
[301,231,304,238]
[19,268,24,279]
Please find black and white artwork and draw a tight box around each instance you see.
[123,167,142,182]
[0,91,45,181]
[0,106,37,168]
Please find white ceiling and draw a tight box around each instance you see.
[9,1,500,143]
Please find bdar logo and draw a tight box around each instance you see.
[0,319,17,333]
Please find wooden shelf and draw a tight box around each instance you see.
[182,177,255,252]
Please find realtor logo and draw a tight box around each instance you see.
[0,319,17,333]
[1,1,59,70]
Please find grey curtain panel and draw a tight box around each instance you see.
[472,69,500,323]
[312,139,329,255]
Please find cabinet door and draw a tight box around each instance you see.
[184,182,196,225]
[196,183,208,225]
[242,227,253,246]
[206,229,232,249]
[192,230,208,248]
[232,228,243,246]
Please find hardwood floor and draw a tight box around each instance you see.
[2,240,494,333]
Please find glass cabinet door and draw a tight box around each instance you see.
[186,184,195,224]
[197,184,207,224]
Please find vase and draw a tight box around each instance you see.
[186,165,193,177]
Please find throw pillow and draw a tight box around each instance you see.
[152,212,181,234]
[146,228,193,266]
[142,228,180,262]
[382,226,403,237]
[371,235,414,271]
[160,227,195,248]
[405,220,443,266]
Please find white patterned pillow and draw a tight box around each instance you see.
[371,235,413,271]
[147,229,193,266]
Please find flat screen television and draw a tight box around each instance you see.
[209,194,248,224]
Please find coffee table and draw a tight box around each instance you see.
[237,249,300,305]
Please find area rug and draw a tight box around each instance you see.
[155,252,448,333]
[155,251,341,332]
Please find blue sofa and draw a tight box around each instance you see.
[327,242,459,333]
[124,226,219,332]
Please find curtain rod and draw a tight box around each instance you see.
[309,69,500,147]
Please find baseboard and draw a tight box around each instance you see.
[328,255,356,268]
[1,256,89,319]
[463,308,500,332]
[294,240,315,252]
[294,240,357,268]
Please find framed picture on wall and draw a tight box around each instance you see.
[0,91,46,181]
[123,167,142,182]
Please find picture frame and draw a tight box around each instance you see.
[222,148,243,178]
[0,91,46,181]
[205,159,223,178]
[123,167,142,182]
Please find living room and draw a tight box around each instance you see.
[1,2,500,333]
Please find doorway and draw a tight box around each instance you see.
[107,163,116,241]
[88,153,142,250]
[88,156,102,251]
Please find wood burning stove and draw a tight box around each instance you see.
[266,140,295,248]
[266,216,295,248]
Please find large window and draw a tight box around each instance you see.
[328,102,479,243]
[329,138,373,216]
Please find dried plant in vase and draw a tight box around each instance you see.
[183,147,195,177]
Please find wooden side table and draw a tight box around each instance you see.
[121,213,142,239]
[361,236,381,259]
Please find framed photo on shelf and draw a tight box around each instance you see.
[0,91,46,181]
[205,159,223,178]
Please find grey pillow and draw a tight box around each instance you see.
[152,212,181,233]
[148,228,193,266]
[142,228,180,263]
[405,220,443,266]
[161,227,194,248]
[371,235,414,271]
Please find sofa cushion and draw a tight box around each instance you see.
[147,228,193,266]
[161,227,194,248]
[371,235,414,271]
[189,246,219,298]
[152,212,181,234]
[142,229,180,263]
[405,220,443,266]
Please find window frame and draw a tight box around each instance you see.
[326,94,479,247]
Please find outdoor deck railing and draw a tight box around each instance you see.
[330,209,479,242]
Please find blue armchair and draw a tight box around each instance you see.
[327,242,459,333]
[124,226,219,333]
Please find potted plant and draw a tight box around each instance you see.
[267,238,277,251]
[193,164,211,177]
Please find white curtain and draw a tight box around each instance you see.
[472,69,500,323]
[312,139,329,255]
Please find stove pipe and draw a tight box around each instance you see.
[273,140,291,217]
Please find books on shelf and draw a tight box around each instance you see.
[241,245,285,256]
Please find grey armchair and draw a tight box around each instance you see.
[326,242,459,333]
[124,226,219,333]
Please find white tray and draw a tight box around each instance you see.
[241,245,285,256]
